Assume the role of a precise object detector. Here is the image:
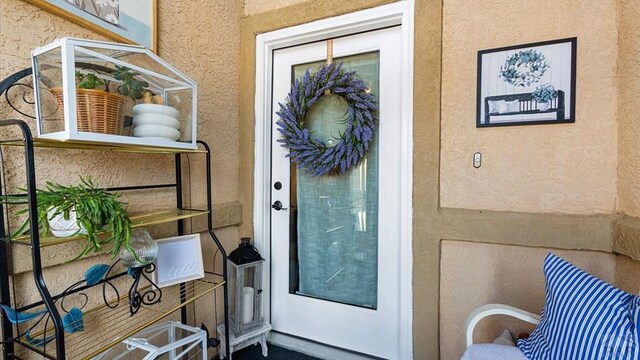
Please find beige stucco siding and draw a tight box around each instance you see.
[618,0,640,218]
[440,0,618,215]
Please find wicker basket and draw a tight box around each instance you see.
[50,88,126,135]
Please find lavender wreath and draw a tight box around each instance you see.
[275,63,378,176]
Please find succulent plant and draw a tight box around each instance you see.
[75,71,105,90]
[114,65,149,101]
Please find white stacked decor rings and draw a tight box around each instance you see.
[133,114,180,129]
[133,124,181,141]
[132,104,180,119]
[132,104,181,141]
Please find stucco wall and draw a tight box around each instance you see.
[614,0,640,323]
[440,0,618,215]
[244,0,309,16]
[618,0,640,218]
[0,0,241,358]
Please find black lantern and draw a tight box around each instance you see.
[227,237,265,335]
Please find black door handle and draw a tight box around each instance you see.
[271,200,288,211]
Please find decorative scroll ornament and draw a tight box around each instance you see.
[499,49,549,87]
[0,263,115,347]
[275,61,378,176]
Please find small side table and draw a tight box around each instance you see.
[216,323,272,360]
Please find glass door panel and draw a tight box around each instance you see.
[288,52,380,309]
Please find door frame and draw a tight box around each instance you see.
[253,2,414,358]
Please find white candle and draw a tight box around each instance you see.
[242,287,255,324]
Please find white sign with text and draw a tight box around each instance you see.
[152,234,205,288]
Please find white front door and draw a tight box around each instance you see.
[269,27,404,359]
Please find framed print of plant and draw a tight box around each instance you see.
[476,38,577,127]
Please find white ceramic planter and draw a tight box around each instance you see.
[538,101,550,111]
[132,104,181,141]
[47,208,87,237]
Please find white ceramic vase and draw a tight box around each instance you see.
[47,208,87,237]
[538,101,550,112]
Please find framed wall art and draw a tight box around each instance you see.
[152,234,205,288]
[24,0,157,52]
[476,38,576,127]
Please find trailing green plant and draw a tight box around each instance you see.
[532,84,557,103]
[75,71,105,90]
[114,65,149,101]
[3,177,133,262]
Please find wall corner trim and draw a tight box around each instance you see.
[613,214,640,261]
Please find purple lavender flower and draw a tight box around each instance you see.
[275,61,378,176]
[340,159,347,174]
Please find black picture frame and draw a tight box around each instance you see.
[476,37,577,127]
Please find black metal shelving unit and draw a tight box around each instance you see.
[0,70,230,359]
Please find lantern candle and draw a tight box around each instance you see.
[227,237,265,335]
[242,287,255,324]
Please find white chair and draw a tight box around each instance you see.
[465,304,540,347]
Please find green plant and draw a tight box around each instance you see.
[75,71,105,90]
[532,84,557,103]
[4,177,133,262]
[114,65,149,101]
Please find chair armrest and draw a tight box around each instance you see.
[465,304,541,348]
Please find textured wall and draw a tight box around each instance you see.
[440,0,618,215]
[615,0,640,326]
[158,0,241,205]
[615,254,640,295]
[618,0,640,218]
[0,0,241,358]
[244,0,309,16]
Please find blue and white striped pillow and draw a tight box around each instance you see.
[517,253,640,360]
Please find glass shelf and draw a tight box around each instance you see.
[0,137,206,154]
[16,278,223,359]
[12,209,209,247]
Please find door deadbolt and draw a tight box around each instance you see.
[271,200,287,211]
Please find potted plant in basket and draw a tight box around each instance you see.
[51,65,156,136]
[50,70,127,135]
[532,84,557,112]
[3,177,133,262]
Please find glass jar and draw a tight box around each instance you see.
[120,228,158,268]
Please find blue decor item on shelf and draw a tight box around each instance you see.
[84,263,110,286]
[0,305,47,324]
[62,307,84,333]
[25,330,55,347]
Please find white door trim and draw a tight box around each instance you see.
[253,2,414,359]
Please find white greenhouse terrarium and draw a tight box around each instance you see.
[31,38,197,150]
